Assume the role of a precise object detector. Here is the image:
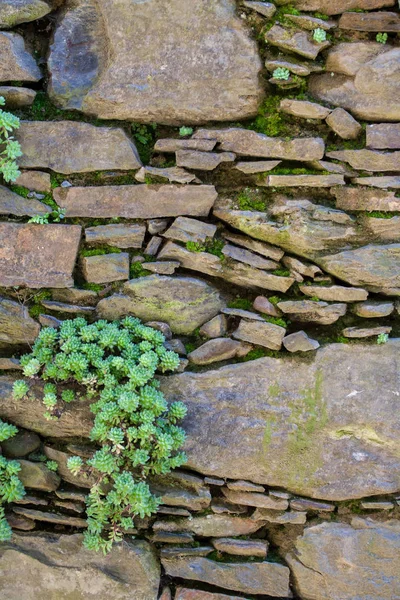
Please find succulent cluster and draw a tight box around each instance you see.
[12,317,187,553]
[272,67,291,81]
[0,420,26,541]
[0,96,22,183]
[312,28,327,43]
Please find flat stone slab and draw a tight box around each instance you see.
[265,24,329,60]
[213,538,268,558]
[154,514,265,537]
[353,300,394,318]
[279,99,331,119]
[188,339,248,365]
[233,319,286,350]
[85,224,146,249]
[325,107,362,139]
[0,297,40,347]
[48,0,263,124]
[0,223,81,288]
[0,86,36,107]
[16,121,141,174]
[54,185,217,218]
[263,174,345,187]
[163,217,217,244]
[333,187,400,211]
[277,300,347,325]
[299,284,368,302]
[234,160,281,174]
[327,149,400,171]
[351,176,400,188]
[0,185,48,217]
[283,331,320,352]
[243,1,276,18]
[288,0,396,15]
[0,0,51,28]
[342,326,391,338]
[339,10,400,31]
[81,253,130,284]
[176,150,235,171]
[366,123,400,149]
[135,166,197,185]
[0,32,41,81]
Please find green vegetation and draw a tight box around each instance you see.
[130,261,151,279]
[241,347,280,361]
[227,298,253,310]
[81,246,122,257]
[366,211,395,219]
[268,296,282,306]
[46,461,58,472]
[377,333,389,344]
[0,420,26,541]
[131,123,157,163]
[250,96,290,138]
[273,67,290,81]
[264,316,287,328]
[28,207,66,225]
[376,32,388,44]
[82,283,104,293]
[185,238,225,259]
[0,96,22,182]
[236,188,266,211]
[179,126,193,136]
[12,317,186,553]
[313,28,327,43]
[272,268,291,277]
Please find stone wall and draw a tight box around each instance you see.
[0,0,400,598]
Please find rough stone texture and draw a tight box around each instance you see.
[176,150,235,171]
[0,223,82,288]
[0,532,160,600]
[367,123,400,149]
[15,171,51,193]
[318,244,400,292]
[222,488,289,510]
[155,139,217,153]
[41,300,95,316]
[135,166,197,185]
[211,538,268,557]
[0,186,49,217]
[327,149,400,171]
[290,498,334,512]
[280,99,331,119]
[309,46,400,121]
[265,59,312,77]
[163,217,217,244]
[339,10,400,31]
[222,244,278,270]
[234,160,281,174]
[283,331,320,353]
[325,108,362,139]
[55,185,217,219]
[0,0,51,28]
[18,460,60,492]
[284,14,336,30]
[97,275,225,335]
[265,24,329,60]
[12,507,87,527]
[362,217,400,243]
[342,325,392,338]
[252,509,307,524]
[145,262,180,275]
[194,128,325,160]
[233,319,286,350]
[0,32,41,81]
[48,0,263,124]
[154,515,265,537]
[81,253,130,284]
[0,429,40,457]
[263,174,345,188]
[243,1,276,18]
[188,339,248,365]
[199,315,227,339]
[85,224,146,249]
[253,296,282,317]
[51,288,98,306]
[176,589,244,600]
[150,472,211,512]
[287,519,400,600]
[222,232,284,261]
[288,0,395,15]
[333,186,400,212]
[0,297,40,347]
[351,176,400,188]
[299,285,368,302]
[162,557,290,597]
[353,300,394,318]
[277,300,347,325]
[0,86,36,107]
[16,121,141,173]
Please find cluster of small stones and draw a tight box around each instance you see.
[0,0,400,599]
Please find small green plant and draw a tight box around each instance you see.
[28,207,66,225]
[272,67,290,81]
[12,317,186,554]
[264,316,287,328]
[0,96,22,183]
[377,333,389,344]
[46,461,58,472]
[227,298,253,311]
[185,238,225,258]
[376,32,388,44]
[179,126,193,137]
[236,188,266,211]
[186,241,206,253]
[130,261,151,279]
[313,28,327,43]
[0,420,26,541]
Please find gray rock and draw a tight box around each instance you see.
[150,471,211,512]
[0,358,22,370]
[251,509,307,524]
[222,232,284,261]
[263,174,345,188]
[211,538,268,557]
[351,176,400,188]
[0,0,51,28]
[135,166,197,185]
[144,236,162,256]
[199,315,227,339]
[333,186,400,212]
[277,300,347,325]
[324,40,387,76]
[243,1,276,18]
[0,185,49,217]
[40,301,95,315]
[222,243,278,270]
[145,321,173,340]
[162,556,290,597]
[176,150,236,171]
[85,224,146,249]
[253,296,282,317]
[17,121,141,173]
[222,308,264,321]
[18,460,60,492]
[155,139,217,153]
[0,532,160,600]
[148,219,169,235]
[359,215,400,243]
[145,261,180,275]
[283,331,320,353]
[38,314,61,328]
[232,319,286,350]
[226,480,265,493]
[290,497,335,512]
[151,531,194,544]
[163,217,217,244]
[0,32,41,81]
[367,122,400,149]
[55,185,217,219]
[283,257,322,278]
[97,275,225,335]
[325,107,362,139]
[284,13,337,29]
[0,86,36,107]
[161,547,213,559]
[188,338,249,365]
[193,128,325,160]
[339,10,400,31]
[0,297,40,346]
[176,589,245,600]
[0,429,40,457]
[222,488,289,510]
[265,59,312,76]
[265,24,329,59]
[299,284,368,302]
[327,149,400,171]
[81,253,130,284]
[353,300,394,318]
[51,288,98,306]
[48,0,263,124]
[342,326,392,338]
[280,99,331,119]
[153,514,265,537]
[360,501,394,509]
[15,171,51,193]
[235,160,281,174]
[286,519,400,600]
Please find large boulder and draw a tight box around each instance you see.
[48,0,263,124]
[286,519,400,600]
[0,532,160,600]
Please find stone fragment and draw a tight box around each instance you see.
[151,532,194,544]
[176,590,244,600]
[135,166,197,185]
[205,477,225,486]
[222,244,278,270]
[367,123,400,150]
[333,186,400,211]
[360,501,394,509]
[153,515,265,537]
[283,257,322,278]
[145,262,180,275]
[199,315,227,339]
[227,480,265,493]
[1,429,40,457]
[0,297,40,346]
[85,224,146,249]
[15,171,51,193]
[55,185,217,219]
[81,253,129,284]
[253,296,281,317]
[284,13,336,29]
[145,321,173,340]
[326,108,362,139]
[0,185,49,217]
[51,288,98,306]
[212,537,268,557]
[194,128,325,160]
[222,488,289,510]
[18,460,60,492]
[251,509,307,524]
[55,489,87,502]
[53,500,85,513]
[339,10,400,31]
[38,314,61,328]
[163,217,217,244]
[342,326,392,338]
[176,150,236,171]
[235,160,281,174]
[0,0,51,28]
[299,284,368,302]
[327,149,400,171]
[351,176,400,188]
[326,41,388,76]
[0,32,41,81]
[280,99,331,119]
[164,339,187,355]
[144,236,162,256]
[48,0,263,124]
[0,358,22,370]
[265,59,311,76]
[7,513,36,531]
[148,219,169,235]
[353,300,394,318]
[243,1,276,18]
[222,232,284,261]
[283,331,320,353]
[161,547,213,559]
[157,507,191,518]
[162,556,290,597]
[263,174,345,187]
[97,275,225,335]
[188,338,248,365]
[290,498,335,512]
[233,319,286,350]
[158,242,294,292]
[222,308,264,321]
[361,216,400,243]
[0,223,81,288]
[40,301,95,315]
[211,499,248,515]
[265,24,329,59]
[0,86,36,107]
[307,159,356,176]
[277,300,347,324]
[155,139,217,153]
[150,471,211,512]
[286,519,400,600]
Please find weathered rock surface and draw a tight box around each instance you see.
[367,123,400,149]
[280,99,331,119]
[263,174,345,188]
[243,1,276,18]
[363,216,400,243]
[176,150,235,171]
[327,149,400,171]
[0,32,41,81]
[85,224,146,249]
[287,0,395,16]
[15,171,51,193]
[154,514,264,537]
[0,0,51,28]
[55,185,217,218]
[339,10,400,31]
[97,275,225,334]
[325,107,362,139]
[0,428,40,457]
[351,176,400,188]
[0,86,36,107]
[0,532,160,600]
[222,244,278,270]
[163,217,217,244]
[175,589,247,600]
[287,519,400,600]
[278,300,347,325]
[0,297,40,346]
[299,285,368,302]
[0,223,81,288]
[283,331,320,353]
[222,232,284,261]
[81,253,130,284]
[0,186,49,217]
[233,319,286,350]
[342,325,392,338]
[188,339,249,365]
[353,300,394,318]
[222,488,289,510]
[333,186,400,212]
[18,460,60,492]
[16,121,141,173]
[265,24,329,60]
[48,0,263,124]
[234,160,281,174]
[162,556,290,597]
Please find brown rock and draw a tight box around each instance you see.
[13,507,87,528]
[15,171,51,193]
[40,301,95,316]
[299,284,368,302]
[366,123,400,149]
[7,513,36,531]
[0,86,36,107]
[0,297,40,346]
[232,319,286,350]
[251,509,307,524]
[176,590,245,600]
[358,215,400,243]
[1,429,40,457]
[263,174,345,187]
[211,537,268,557]
[234,160,281,174]
[163,217,217,244]
[351,176,400,188]
[265,24,329,60]
[339,10,400,31]
[161,547,213,559]
[222,232,284,261]
[188,338,249,365]
[226,480,265,493]
[326,149,400,171]
[290,497,335,512]
[153,514,265,537]
[135,166,197,185]
[325,41,387,76]
[222,244,278,270]
[18,460,60,492]
[265,59,312,76]
[0,185,49,217]
[145,262,180,275]
[342,326,392,338]
[81,253,129,284]
[280,99,331,119]
[199,315,227,338]
[243,1,276,18]
[85,224,146,249]
[0,32,41,81]
[277,300,347,325]
[253,296,282,317]
[288,0,395,15]
[283,331,320,353]
[55,185,217,219]
[0,358,22,370]
[325,108,362,139]
[154,139,217,153]
[352,300,394,318]
[222,488,289,510]
[176,150,236,171]
[333,186,400,211]
[284,13,336,29]
[51,288,98,306]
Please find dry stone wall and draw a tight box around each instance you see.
[0,0,400,598]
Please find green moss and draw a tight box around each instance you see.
[314,12,329,20]
[272,268,291,277]
[82,283,104,293]
[185,238,225,259]
[268,296,282,306]
[240,348,280,362]
[186,241,206,253]
[28,290,52,318]
[81,246,122,257]
[264,316,288,328]
[236,188,267,212]
[10,185,29,198]
[250,96,290,138]
[131,123,157,164]
[130,262,151,279]
[366,211,396,219]
[227,298,253,310]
